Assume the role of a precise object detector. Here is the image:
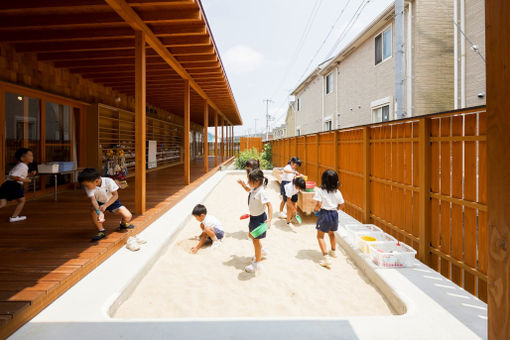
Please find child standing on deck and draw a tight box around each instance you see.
[191,204,224,253]
[78,168,134,241]
[237,158,259,192]
[283,176,306,226]
[278,156,302,219]
[245,169,272,274]
[0,148,35,222]
[313,169,345,269]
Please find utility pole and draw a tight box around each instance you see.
[254,118,258,137]
[263,99,273,140]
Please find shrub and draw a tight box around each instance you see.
[261,143,272,168]
[235,147,273,170]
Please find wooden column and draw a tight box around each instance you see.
[0,87,5,179]
[418,118,431,264]
[203,102,209,173]
[362,127,370,223]
[214,111,218,166]
[315,133,320,182]
[333,130,338,172]
[303,136,308,176]
[134,30,146,215]
[226,122,230,158]
[183,80,190,185]
[221,117,224,161]
[486,0,510,338]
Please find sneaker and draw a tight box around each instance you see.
[134,235,147,244]
[9,216,26,222]
[329,249,337,258]
[287,222,295,228]
[91,230,106,241]
[320,255,332,269]
[120,222,135,230]
[211,240,221,250]
[278,212,287,219]
[126,236,141,251]
[252,248,268,262]
[245,262,262,274]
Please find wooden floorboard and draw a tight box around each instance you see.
[0,156,233,339]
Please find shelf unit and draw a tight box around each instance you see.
[88,103,183,176]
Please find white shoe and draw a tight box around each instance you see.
[211,240,221,249]
[134,235,147,244]
[329,249,337,258]
[9,216,26,222]
[245,262,262,274]
[320,255,332,269]
[278,212,287,219]
[126,237,141,251]
[252,248,268,262]
[287,222,295,228]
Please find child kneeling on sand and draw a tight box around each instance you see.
[245,169,272,274]
[78,168,134,241]
[313,169,345,269]
[191,204,224,254]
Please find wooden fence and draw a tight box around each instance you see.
[270,106,487,302]
[240,137,263,153]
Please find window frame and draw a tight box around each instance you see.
[325,72,334,94]
[374,24,393,65]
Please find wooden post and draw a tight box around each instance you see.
[134,30,146,215]
[362,127,370,223]
[221,117,224,161]
[226,122,230,158]
[303,136,308,176]
[333,130,338,172]
[203,102,208,173]
[214,111,218,166]
[0,87,4,180]
[183,80,190,185]
[486,0,510,338]
[418,118,431,264]
[315,133,320,182]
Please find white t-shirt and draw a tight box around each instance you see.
[249,186,270,216]
[202,214,223,231]
[281,164,297,182]
[313,188,344,210]
[8,163,29,185]
[284,182,298,198]
[85,177,119,203]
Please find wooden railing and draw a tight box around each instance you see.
[270,106,487,302]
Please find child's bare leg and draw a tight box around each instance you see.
[317,230,327,255]
[279,199,285,213]
[252,237,262,262]
[328,231,336,251]
[286,200,294,223]
[12,197,25,217]
[90,210,104,231]
[0,199,6,209]
[115,206,132,224]
[203,226,217,241]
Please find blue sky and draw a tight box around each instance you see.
[201,0,394,136]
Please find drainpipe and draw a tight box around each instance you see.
[395,0,405,119]
[460,0,466,108]
[454,0,459,109]
[321,76,325,131]
[405,1,413,116]
[335,64,339,128]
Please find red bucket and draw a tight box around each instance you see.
[306,181,316,189]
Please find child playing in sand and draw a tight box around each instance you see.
[0,148,36,222]
[313,169,345,269]
[278,156,302,218]
[283,176,306,226]
[245,169,272,274]
[237,158,260,192]
[191,204,224,253]
[78,168,134,241]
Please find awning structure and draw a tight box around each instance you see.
[0,0,241,126]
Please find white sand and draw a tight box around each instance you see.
[115,173,394,318]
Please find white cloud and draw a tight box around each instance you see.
[223,44,264,74]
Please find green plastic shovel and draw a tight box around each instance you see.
[250,222,268,238]
[295,214,302,224]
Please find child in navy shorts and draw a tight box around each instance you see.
[278,156,302,219]
[283,176,306,226]
[78,168,134,241]
[0,148,36,222]
[245,169,272,274]
[313,169,345,269]
[191,204,224,253]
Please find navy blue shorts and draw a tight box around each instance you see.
[207,227,224,241]
[0,181,24,201]
[98,199,124,212]
[249,212,267,239]
[316,209,339,232]
[281,180,298,202]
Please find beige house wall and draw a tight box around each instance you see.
[285,104,296,137]
[294,76,323,135]
[464,0,486,107]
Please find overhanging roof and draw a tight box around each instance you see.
[0,0,241,126]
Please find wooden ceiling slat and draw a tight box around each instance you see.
[169,45,214,55]
[53,57,163,68]
[0,1,107,14]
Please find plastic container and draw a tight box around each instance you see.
[58,161,75,171]
[369,241,417,268]
[38,163,59,173]
[344,224,383,245]
[357,231,397,254]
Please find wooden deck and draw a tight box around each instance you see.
[0,157,232,339]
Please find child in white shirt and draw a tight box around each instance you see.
[237,158,259,192]
[313,169,345,268]
[283,177,306,226]
[278,156,302,218]
[78,168,134,241]
[0,148,35,222]
[191,204,224,253]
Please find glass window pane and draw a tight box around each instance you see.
[375,34,382,64]
[383,28,392,60]
[382,105,390,121]
[45,102,72,162]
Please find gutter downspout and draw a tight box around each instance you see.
[335,64,339,128]
[405,1,413,116]
[395,0,406,119]
[321,77,325,131]
[460,0,466,108]
[454,0,459,109]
